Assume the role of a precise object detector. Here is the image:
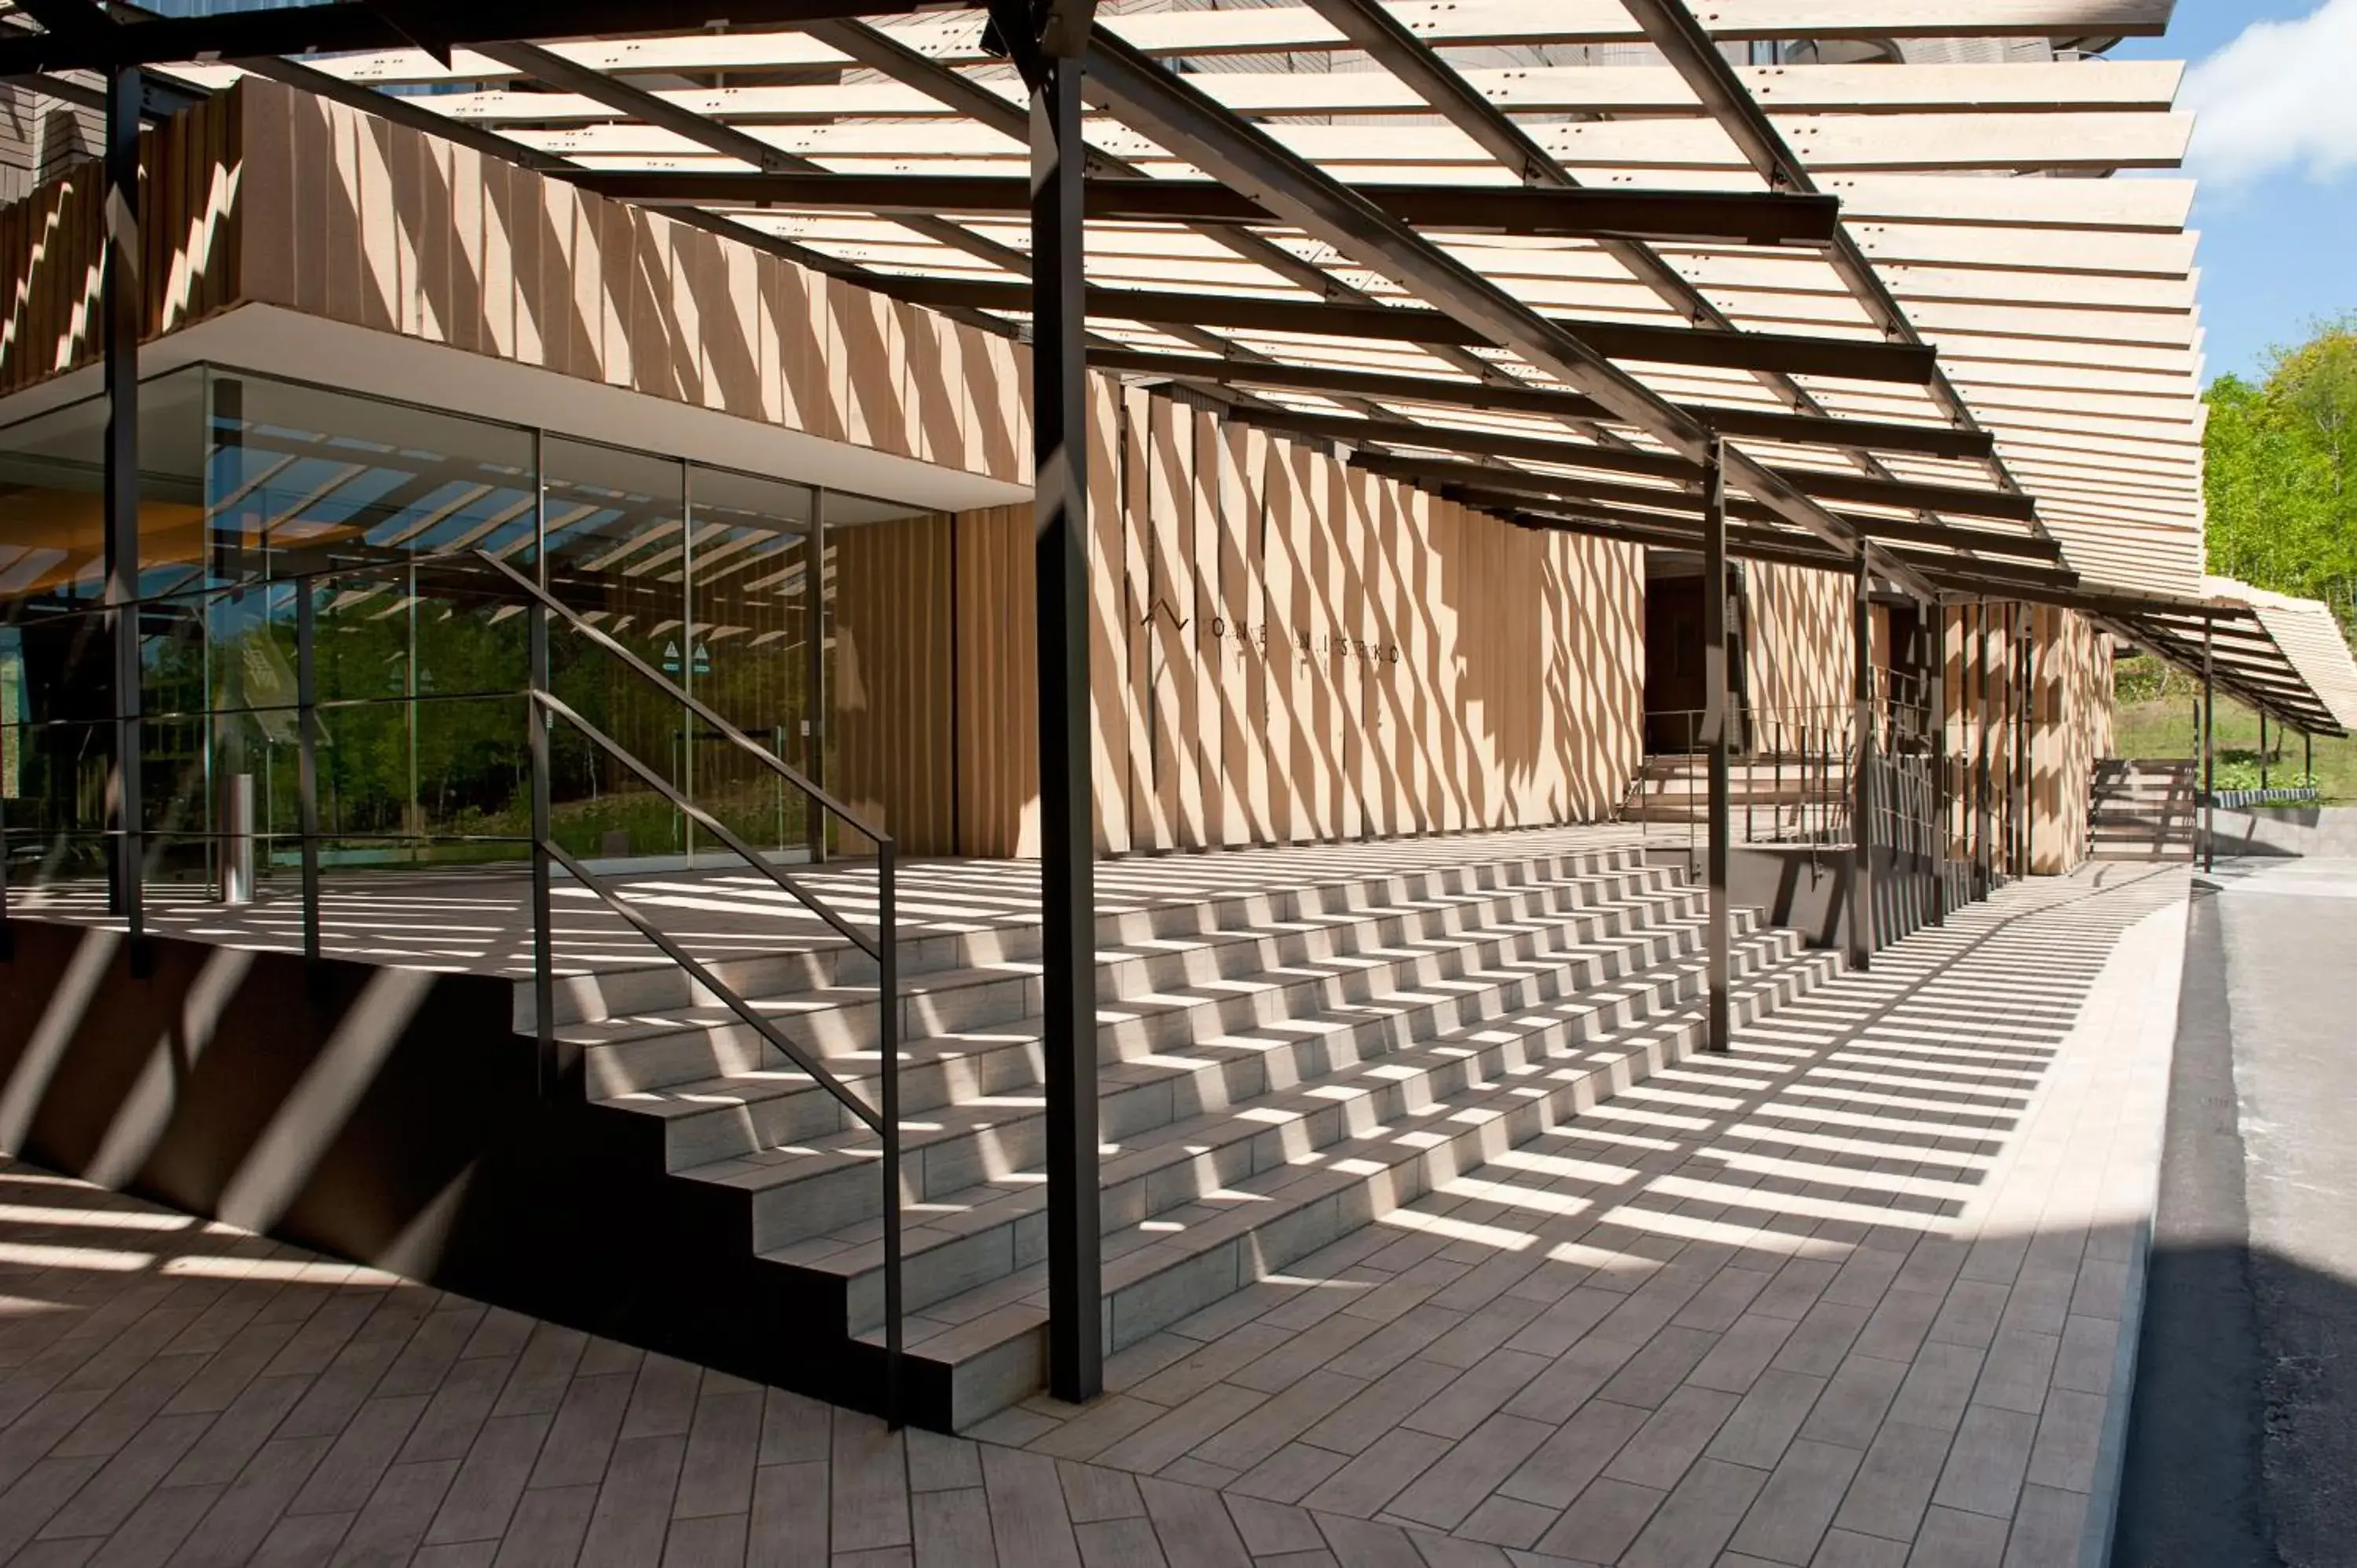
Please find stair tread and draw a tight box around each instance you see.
[752,927,1815,1277]
[579,882,1715,1072]
[608,901,1760,1145]
[848,943,1844,1361]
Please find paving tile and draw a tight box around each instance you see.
[1903,1505,2007,1568]
[1687,1314,1802,1396]
[487,1483,598,1568]
[1830,1421,1952,1544]
[1452,1493,1556,1551]
[1809,1528,1907,1568]
[1191,1372,1368,1475]
[660,1510,748,1567]
[42,1409,214,1538]
[577,1435,686,1568]
[1602,1385,1740,1493]
[747,1461,827,1568]
[2022,1390,2105,1496]
[1137,1475,1251,1568]
[911,1486,996,1568]
[1704,1370,1827,1471]
[831,1416,911,1555]
[676,1390,764,1519]
[324,1456,458,1566]
[621,1357,704,1442]
[1883,1344,1984,1437]
[1225,1493,1324,1555]
[1384,1414,1552,1532]
[758,1390,837,1469]
[1769,1302,1873,1380]
[1226,1442,1349,1507]
[167,1434,334,1567]
[1999,1483,2088,1568]
[1401,1351,1552,1442]
[1299,1431,1450,1520]
[1058,1461,1145,1523]
[980,1442,1080,1567]
[291,1394,431,1516]
[1076,1516,1167,1568]
[1093,1384,1266,1477]
[1495,1397,1650,1511]
[1618,1456,1767,1568]
[1299,1359,1457,1459]
[1797,1357,1909,1451]
[397,1356,511,1466]
[527,1372,634,1490]
[1927,1407,2036,1522]
[83,1482,226,1568]
[1309,1513,1427,1568]
[423,1412,553,1545]
[1531,1477,1664,1564]
[1723,1438,1863,1566]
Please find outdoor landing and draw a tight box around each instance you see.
[5,825,1649,980]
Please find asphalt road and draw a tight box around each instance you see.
[2114,859,2357,1568]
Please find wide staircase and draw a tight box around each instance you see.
[1623,751,1852,843]
[2088,758,2198,860]
[533,837,1842,1430]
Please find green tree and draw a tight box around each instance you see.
[2205,317,2357,638]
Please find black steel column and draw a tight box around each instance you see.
[1848,548,1873,972]
[1020,10,1102,1402]
[2259,711,2268,789]
[1701,440,1731,1053]
[2201,618,2214,874]
[1974,599,1992,892]
[805,489,828,865]
[103,68,143,934]
[1929,598,1946,925]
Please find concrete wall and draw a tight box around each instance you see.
[2202,805,2357,859]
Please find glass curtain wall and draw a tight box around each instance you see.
[0,365,848,891]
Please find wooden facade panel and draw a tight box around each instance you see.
[831,513,955,856]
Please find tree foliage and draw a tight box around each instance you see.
[2205,316,2357,638]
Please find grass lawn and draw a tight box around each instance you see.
[2111,692,2357,804]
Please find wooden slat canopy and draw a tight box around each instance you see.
[0,0,2239,617]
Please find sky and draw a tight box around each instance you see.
[2112,0,2357,384]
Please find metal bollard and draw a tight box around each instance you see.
[220,771,255,905]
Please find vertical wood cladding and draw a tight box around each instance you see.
[0,85,243,394]
[830,515,955,856]
[945,390,1648,856]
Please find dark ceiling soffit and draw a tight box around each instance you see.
[563,171,1844,247]
[1081,349,1992,459]
[881,277,1939,384]
[0,0,936,72]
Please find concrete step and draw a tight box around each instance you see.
[610,876,1728,1173]
[573,857,1689,1103]
[843,936,1845,1429]
[688,902,1776,1240]
[525,842,1657,1028]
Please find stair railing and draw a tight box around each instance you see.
[470,550,906,1427]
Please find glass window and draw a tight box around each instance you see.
[689,465,813,858]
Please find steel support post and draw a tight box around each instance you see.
[103,67,143,937]
[1021,14,1103,1403]
[530,433,556,1094]
[805,489,827,865]
[2201,620,2214,874]
[1848,548,1873,972]
[295,584,321,962]
[1974,600,1992,894]
[2259,711,2268,789]
[1702,440,1732,1053]
[1929,599,1946,925]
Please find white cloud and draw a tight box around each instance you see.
[2183,0,2357,186]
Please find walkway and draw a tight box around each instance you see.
[0,863,2191,1566]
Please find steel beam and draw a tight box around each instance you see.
[885,275,1940,384]
[1703,440,1732,1054]
[0,0,937,73]
[1086,349,1996,460]
[565,170,1842,245]
[1005,0,1104,1407]
[1340,449,2044,537]
[1849,549,1874,972]
[102,65,141,938]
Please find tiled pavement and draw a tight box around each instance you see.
[0,863,2190,1566]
